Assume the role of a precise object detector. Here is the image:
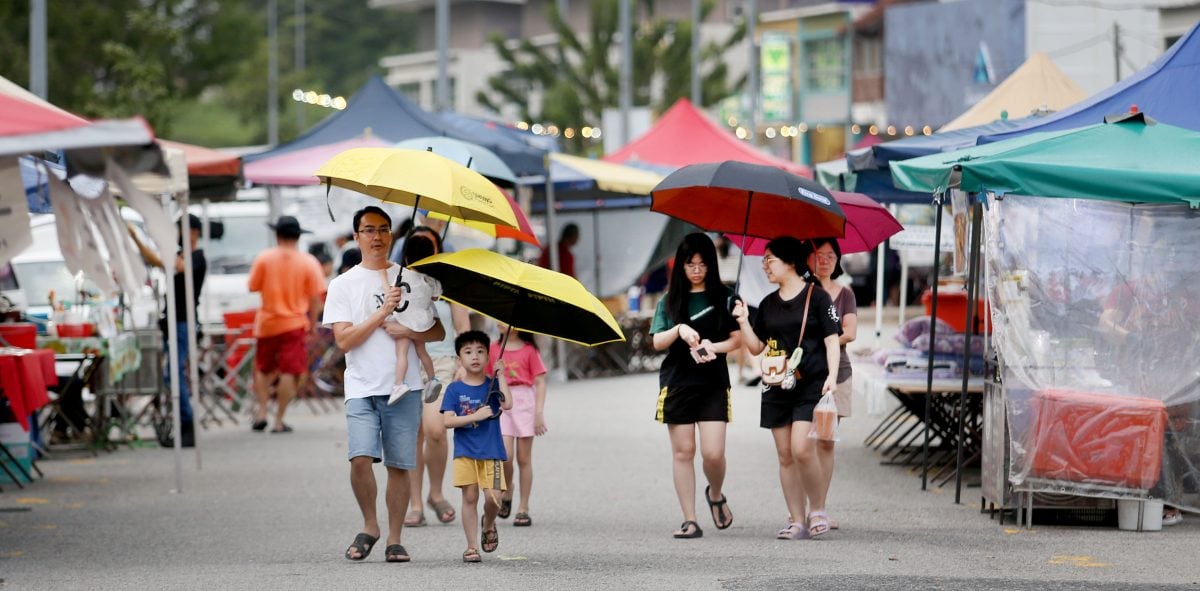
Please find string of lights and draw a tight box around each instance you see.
[513,121,603,139]
[292,88,347,110]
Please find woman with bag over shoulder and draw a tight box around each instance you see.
[731,236,841,540]
[650,233,742,540]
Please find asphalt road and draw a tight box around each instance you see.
[2,368,1199,590]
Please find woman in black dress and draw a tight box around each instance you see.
[732,236,840,540]
[650,233,742,539]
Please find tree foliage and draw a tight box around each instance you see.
[0,0,416,146]
[476,0,746,152]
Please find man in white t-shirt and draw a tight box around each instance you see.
[324,206,446,563]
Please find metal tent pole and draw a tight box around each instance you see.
[921,192,944,491]
[955,198,984,503]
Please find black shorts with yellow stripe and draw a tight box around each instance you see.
[655,385,731,424]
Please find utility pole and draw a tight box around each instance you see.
[268,0,280,146]
[746,0,758,145]
[295,0,305,132]
[436,0,450,111]
[1112,21,1121,83]
[619,0,632,146]
[29,0,47,99]
[691,0,701,105]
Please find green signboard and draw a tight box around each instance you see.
[760,32,791,123]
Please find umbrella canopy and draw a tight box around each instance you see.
[315,147,519,228]
[429,190,540,247]
[394,136,517,188]
[728,190,902,255]
[410,248,624,346]
[889,113,1200,205]
[651,160,846,239]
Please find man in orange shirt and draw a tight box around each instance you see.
[248,216,326,433]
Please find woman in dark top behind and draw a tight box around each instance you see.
[650,233,742,539]
[732,236,840,540]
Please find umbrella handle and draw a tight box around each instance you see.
[396,195,423,288]
[324,180,336,222]
[730,192,753,311]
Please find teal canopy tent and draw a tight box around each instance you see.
[889,113,1200,205]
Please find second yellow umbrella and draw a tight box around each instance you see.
[315,147,519,228]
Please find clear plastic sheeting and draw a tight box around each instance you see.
[984,195,1200,508]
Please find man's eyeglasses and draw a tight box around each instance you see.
[357,226,391,237]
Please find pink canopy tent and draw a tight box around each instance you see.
[243,135,389,186]
[604,98,812,177]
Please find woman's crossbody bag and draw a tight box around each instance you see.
[759,286,812,390]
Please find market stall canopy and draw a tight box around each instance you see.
[940,52,1086,132]
[604,98,812,178]
[433,110,553,176]
[889,113,1200,205]
[243,76,546,177]
[845,117,1033,204]
[0,93,154,158]
[244,135,389,186]
[528,153,664,212]
[159,139,242,200]
[980,21,1200,143]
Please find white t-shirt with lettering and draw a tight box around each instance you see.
[323,263,424,399]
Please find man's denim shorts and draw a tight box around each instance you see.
[345,392,421,469]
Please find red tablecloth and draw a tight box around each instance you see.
[0,348,56,431]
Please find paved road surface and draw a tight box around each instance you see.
[3,358,1198,589]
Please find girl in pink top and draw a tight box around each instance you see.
[488,324,548,527]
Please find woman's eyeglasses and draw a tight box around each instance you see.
[684,262,707,271]
[762,255,780,267]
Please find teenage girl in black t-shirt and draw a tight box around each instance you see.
[650,233,741,540]
[732,236,840,540]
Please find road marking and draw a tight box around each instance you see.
[1049,555,1110,568]
[498,555,527,561]
[0,550,24,558]
[64,502,84,509]
[15,498,48,505]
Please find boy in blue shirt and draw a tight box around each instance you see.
[441,330,512,563]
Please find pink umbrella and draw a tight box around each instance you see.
[244,135,390,186]
[727,190,902,255]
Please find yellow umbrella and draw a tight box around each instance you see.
[315,147,519,228]
[410,248,624,347]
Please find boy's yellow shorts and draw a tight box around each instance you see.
[453,457,507,492]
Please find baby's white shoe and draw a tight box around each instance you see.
[388,383,413,406]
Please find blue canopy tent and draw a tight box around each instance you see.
[245,76,547,177]
[980,21,1200,143]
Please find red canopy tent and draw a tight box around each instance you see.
[604,99,812,177]
[0,78,155,158]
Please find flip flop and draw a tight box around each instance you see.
[705,485,733,530]
[673,520,703,539]
[384,544,410,563]
[344,532,378,560]
[497,497,513,519]
[463,547,482,563]
[428,497,456,523]
[513,512,532,527]
[404,510,427,527]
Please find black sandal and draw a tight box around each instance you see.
[384,544,410,563]
[497,496,512,519]
[344,532,378,560]
[673,520,703,539]
[705,485,733,530]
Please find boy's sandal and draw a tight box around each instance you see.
[513,512,532,527]
[673,520,703,539]
[404,510,427,527]
[497,497,513,519]
[384,544,410,563]
[481,524,500,553]
[344,532,378,561]
[705,485,733,530]
[428,497,456,523]
[463,547,482,563]
[807,511,831,538]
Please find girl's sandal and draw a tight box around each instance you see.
[513,512,532,527]
[462,547,482,563]
[807,511,831,538]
